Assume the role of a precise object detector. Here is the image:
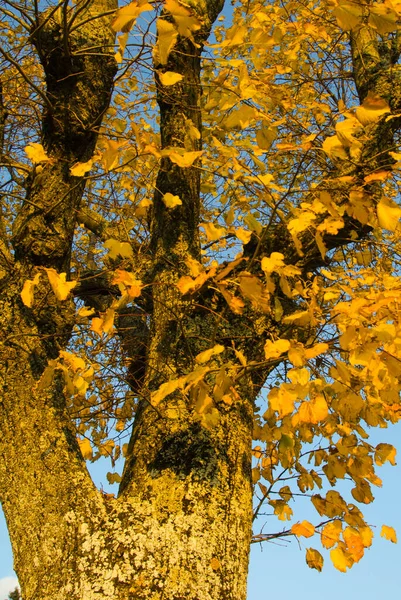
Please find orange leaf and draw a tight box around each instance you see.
[381,525,397,543]
[305,548,323,572]
[330,544,353,572]
[292,520,315,538]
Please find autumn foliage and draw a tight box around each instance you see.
[1,0,401,596]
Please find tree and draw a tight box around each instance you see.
[7,588,21,600]
[0,0,400,597]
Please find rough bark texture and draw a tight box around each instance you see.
[0,2,401,599]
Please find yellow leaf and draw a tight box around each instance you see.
[184,367,210,390]
[381,525,397,543]
[104,238,134,259]
[222,23,247,46]
[196,344,224,364]
[210,557,220,571]
[217,284,245,315]
[234,227,252,244]
[168,149,203,167]
[177,275,197,295]
[238,273,270,312]
[70,159,93,177]
[77,306,95,317]
[288,367,310,386]
[112,0,152,32]
[164,0,188,14]
[264,338,290,360]
[78,438,93,460]
[45,269,77,301]
[259,173,277,187]
[330,544,353,572]
[304,342,329,360]
[107,472,122,485]
[234,348,247,367]
[343,527,364,563]
[102,308,115,334]
[102,139,127,171]
[355,94,391,126]
[177,270,210,295]
[359,526,373,548]
[164,0,201,38]
[256,124,277,150]
[91,317,103,336]
[322,135,348,160]
[223,105,256,130]
[176,263,217,296]
[59,351,86,372]
[364,171,389,183]
[374,443,397,466]
[25,143,49,163]
[162,192,182,208]
[185,256,203,277]
[261,252,285,274]
[282,310,311,326]
[112,270,143,298]
[202,222,226,242]
[185,118,201,141]
[333,2,364,30]
[135,198,153,217]
[335,116,362,148]
[291,520,315,538]
[36,360,57,392]
[321,520,342,549]
[72,375,87,396]
[268,386,297,418]
[151,377,184,406]
[305,548,324,572]
[377,198,401,231]
[351,479,374,504]
[158,71,184,86]
[293,394,328,425]
[252,467,260,484]
[270,499,293,521]
[115,32,129,63]
[21,272,41,307]
[244,214,262,235]
[91,308,115,336]
[99,439,115,457]
[154,19,178,65]
[369,4,397,34]
[288,211,316,235]
[288,345,306,367]
[194,394,213,415]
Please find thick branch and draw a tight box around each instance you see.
[150,0,225,262]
